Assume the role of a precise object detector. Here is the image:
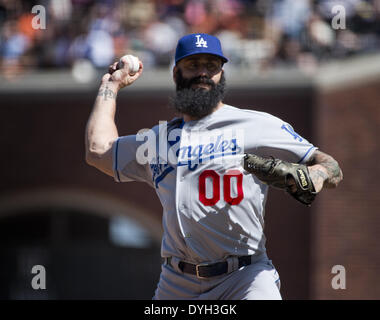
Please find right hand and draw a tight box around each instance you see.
[102,57,143,90]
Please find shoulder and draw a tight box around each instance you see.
[220,104,284,123]
[136,117,181,136]
[130,117,183,145]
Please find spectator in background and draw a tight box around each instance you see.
[0,0,380,78]
[143,19,181,66]
[84,2,116,67]
[271,0,312,39]
[1,19,31,78]
[86,29,114,68]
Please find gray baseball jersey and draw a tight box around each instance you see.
[113,104,317,264]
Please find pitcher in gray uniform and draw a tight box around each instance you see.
[85,33,343,300]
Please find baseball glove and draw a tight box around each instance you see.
[243,153,317,206]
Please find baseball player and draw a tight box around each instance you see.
[85,33,343,300]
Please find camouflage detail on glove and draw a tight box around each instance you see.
[243,153,317,206]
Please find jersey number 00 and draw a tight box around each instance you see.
[199,170,244,206]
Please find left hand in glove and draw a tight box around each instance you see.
[243,153,317,206]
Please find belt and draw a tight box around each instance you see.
[166,255,254,279]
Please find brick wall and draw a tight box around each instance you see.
[311,79,380,299]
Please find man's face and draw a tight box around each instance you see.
[174,54,223,89]
[172,54,226,119]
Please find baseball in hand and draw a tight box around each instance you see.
[117,55,140,75]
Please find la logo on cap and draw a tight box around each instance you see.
[195,35,208,48]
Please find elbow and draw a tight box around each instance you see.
[85,147,104,167]
[337,167,344,185]
[85,150,97,167]
[85,143,114,177]
[335,158,344,184]
[85,141,109,167]
[331,163,344,189]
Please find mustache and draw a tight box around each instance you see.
[191,76,215,85]
[177,74,215,90]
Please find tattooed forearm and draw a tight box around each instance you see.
[307,167,329,193]
[310,168,329,182]
[307,150,343,188]
[98,86,117,101]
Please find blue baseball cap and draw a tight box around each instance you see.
[175,33,228,65]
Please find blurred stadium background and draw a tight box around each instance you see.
[0,0,379,299]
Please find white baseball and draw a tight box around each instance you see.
[118,55,140,75]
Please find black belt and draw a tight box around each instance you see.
[174,255,253,279]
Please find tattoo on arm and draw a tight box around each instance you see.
[312,168,329,181]
[308,168,329,192]
[98,86,116,101]
[307,150,343,188]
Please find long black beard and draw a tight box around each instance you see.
[172,70,226,119]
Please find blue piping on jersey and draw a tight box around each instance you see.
[154,166,174,188]
[298,146,316,164]
[115,137,121,182]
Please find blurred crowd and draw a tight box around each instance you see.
[1,0,380,79]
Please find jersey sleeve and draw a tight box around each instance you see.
[244,112,318,164]
[112,134,153,186]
